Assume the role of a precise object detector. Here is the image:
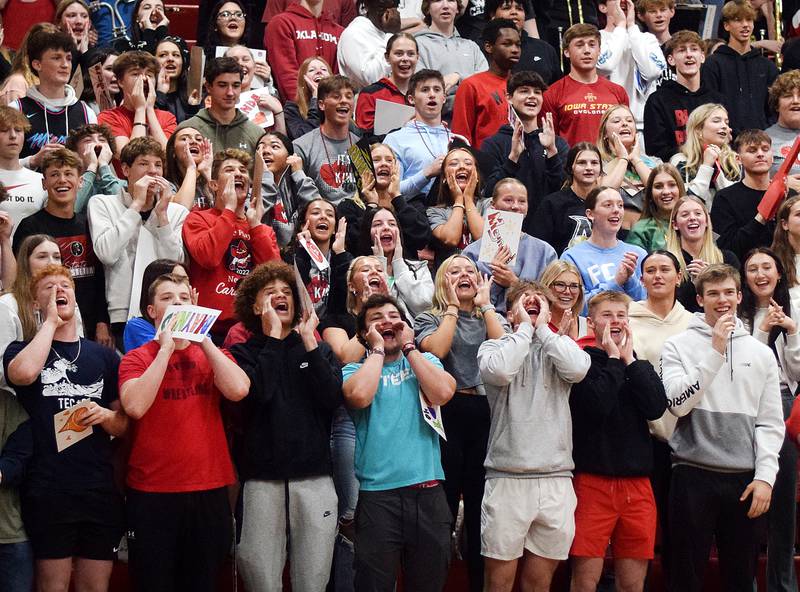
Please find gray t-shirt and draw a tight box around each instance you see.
[292,129,360,205]
[415,309,508,394]
[765,123,800,176]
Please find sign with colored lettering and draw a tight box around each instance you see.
[478,208,523,266]
[237,89,276,129]
[420,390,446,440]
[54,400,93,452]
[298,233,330,271]
[156,305,221,342]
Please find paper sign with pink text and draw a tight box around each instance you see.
[478,208,523,266]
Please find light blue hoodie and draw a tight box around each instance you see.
[384,120,452,197]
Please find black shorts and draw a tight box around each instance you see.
[22,488,125,561]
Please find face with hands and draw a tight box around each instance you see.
[138,0,166,26]
[588,300,629,347]
[444,149,476,192]
[508,84,543,122]
[155,41,183,81]
[34,273,76,322]
[60,1,91,37]
[42,164,80,208]
[303,199,336,244]
[641,253,680,300]
[214,158,250,204]
[76,132,111,161]
[147,280,192,327]
[444,256,478,302]
[349,256,388,299]
[672,199,707,244]
[699,108,731,147]
[29,241,62,274]
[371,144,395,191]
[173,128,204,167]
[386,37,418,82]
[777,86,800,129]
[362,302,407,354]
[508,289,547,329]
[119,67,156,101]
[492,182,528,216]
[255,279,295,329]
[604,106,636,150]
[697,277,741,326]
[371,209,399,255]
[259,133,290,175]
[304,59,331,91]
[548,271,582,313]
[587,189,624,236]
[122,153,164,205]
[745,252,780,304]
[215,1,246,44]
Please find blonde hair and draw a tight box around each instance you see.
[295,56,332,120]
[345,255,387,315]
[679,104,740,182]
[587,290,631,316]
[491,177,526,201]
[597,104,635,163]
[665,195,724,281]
[538,260,585,318]
[431,254,482,316]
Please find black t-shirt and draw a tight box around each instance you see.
[3,339,120,494]
[13,209,109,338]
[319,313,357,340]
[530,188,592,255]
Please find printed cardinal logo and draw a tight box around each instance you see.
[273,201,288,224]
[320,161,351,188]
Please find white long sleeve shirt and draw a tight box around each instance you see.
[598,25,666,128]
[337,16,392,91]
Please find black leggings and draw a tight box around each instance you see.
[440,394,489,592]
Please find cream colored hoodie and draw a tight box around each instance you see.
[628,299,693,441]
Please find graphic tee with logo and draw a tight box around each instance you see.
[292,130,359,205]
[0,167,47,238]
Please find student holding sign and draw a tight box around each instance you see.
[3,264,127,592]
[478,281,589,592]
[182,148,280,343]
[463,178,556,314]
[119,272,249,592]
[342,293,456,591]
[230,261,343,592]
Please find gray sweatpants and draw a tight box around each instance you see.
[237,476,338,592]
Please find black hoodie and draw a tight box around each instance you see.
[570,347,667,476]
[230,332,343,482]
[529,188,591,255]
[642,80,726,163]
[479,124,569,221]
[701,44,779,133]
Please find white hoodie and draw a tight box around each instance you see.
[661,313,784,485]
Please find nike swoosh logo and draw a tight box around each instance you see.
[3,184,27,191]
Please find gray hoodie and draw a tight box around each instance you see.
[260,167,319,247]
[478,323,590,478]
[178,108,264,154]
[662,313,785,485]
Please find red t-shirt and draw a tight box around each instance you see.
[182,208,280,336]
[119,341,236,492]
[97,105,177,176]
[2,0,54,50]
[451,71,509,150]
[540,75,629,146]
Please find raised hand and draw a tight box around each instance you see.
[79,401,113,427]
[474,274,492,308]
[393,320,415,348]
[600,322,620,359]
[686,258,708,281]
[533,294,550,328]
[360,169,379,204]
[619,323,634,364]
[332,218,347,255]
[445,277,460,308]
[365,322,385,351]
[538,112,556,154]
[702,143,721,167]
[297,308,319,342]
[44,285,67,329]
[371,229,384,258]
[259,294,282,338]
[287,154,303,173]
[246,186,265,228]
[197,139,213,178]
[98,141,113,166]
[711,312,736,355]
[158,326,175,355]
[219,175,238,212]
[423,154,444,179]
[509,121,525,162]
[0,211,13,241]
[557,309,574,336]
[489,245,516,288]
[611,132,629,160]
[388,159,401,198]
[130,75,147,111]
[391,225,403,261]
[512,292,531,327]
[614,251,639,286]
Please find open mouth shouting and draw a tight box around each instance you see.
[54,183,73,196]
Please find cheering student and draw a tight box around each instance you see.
[119,272,249,592]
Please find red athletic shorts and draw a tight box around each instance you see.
[570,473,656,559]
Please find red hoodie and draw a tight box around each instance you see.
[265,4,344,102]
[182,208,280,337]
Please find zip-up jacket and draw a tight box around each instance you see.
[701,44,779,133]
[266,4,343,102]
[479,323,590,478]
[570,345,667,476]
[661,313,785,485]
[355,77,407,135]
[230,332,343,481]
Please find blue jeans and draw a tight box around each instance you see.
[0,541,33,592]
[331,406,359,592]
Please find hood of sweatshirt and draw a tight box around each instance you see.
[686,311,750,379]
[629,299,691,328]
[713,43,764,61]
[193,107,250,130]
[27,84,79,109]
[658,79,719,99]
[414,28,464,43]
[283,2,334,22]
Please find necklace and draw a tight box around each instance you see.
[318,127,356,193]
[51,340,81,365]
[413,119,450,160]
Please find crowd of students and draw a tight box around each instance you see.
[0,0,799,590]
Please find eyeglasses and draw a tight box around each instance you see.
[550,281,581,293]
[217,10,245,19]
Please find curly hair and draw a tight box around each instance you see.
[769,70,800,114]
[65,123,115,154]
[234,261,303,334]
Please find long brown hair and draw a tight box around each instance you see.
[772,195,800,288]
[639,163,686,221]
[10,235,59,340]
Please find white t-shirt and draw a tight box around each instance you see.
[0,167,47,237]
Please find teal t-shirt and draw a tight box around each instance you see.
[343,353,446,491]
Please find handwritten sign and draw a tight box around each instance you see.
[478,208,524,266]
[293,261,315,314]
[156,305,221,342]
[298,233,329,271]
[89,63,115,112]
[54,400,94,452]
[420,391,446,440]
[237,89,276,129]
